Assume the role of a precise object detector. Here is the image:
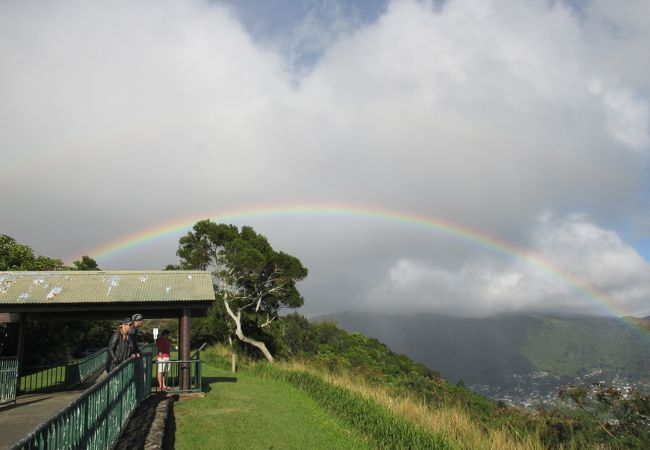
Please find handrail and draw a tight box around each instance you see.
[0,357,19,406]
[191,342,208,360]
[78,348,108,381]
[18,347,108,395]
[9,352,153,450]
[153,359,202,393]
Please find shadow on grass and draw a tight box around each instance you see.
[166,400,175,450]
[202,376,237,394]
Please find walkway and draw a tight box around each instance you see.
[0,372,106,449]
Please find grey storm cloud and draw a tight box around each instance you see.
[1,0,649,317]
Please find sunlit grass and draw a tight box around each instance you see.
[279,359,545,450]
[174,362,371,450]
[19,365,66,392]
[194,346,595,449]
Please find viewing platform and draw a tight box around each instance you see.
[0,373,105,450]
[0,271,215,449]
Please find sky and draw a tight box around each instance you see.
[1,0,649,318]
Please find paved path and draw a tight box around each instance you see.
[0,372,106,449]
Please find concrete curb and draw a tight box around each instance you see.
[144,397,171,450]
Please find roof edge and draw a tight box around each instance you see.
[0,270,212,275]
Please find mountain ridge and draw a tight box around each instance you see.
[313,311,650,385]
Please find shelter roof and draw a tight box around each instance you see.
[0,271,215,305]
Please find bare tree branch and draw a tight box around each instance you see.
[260,314,277,328]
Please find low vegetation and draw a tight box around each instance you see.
[198,345,536,449]
[193,313,650,449]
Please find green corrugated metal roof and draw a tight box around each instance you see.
[0,271,215,304]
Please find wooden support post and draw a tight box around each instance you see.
[16,313,27,376]
[179,308,191,390]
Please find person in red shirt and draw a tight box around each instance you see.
[156,329,171,390]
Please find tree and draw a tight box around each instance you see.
[72,255,100,271]
[0,234,64,270]
[176,220,308,361]
[559,383,650,446]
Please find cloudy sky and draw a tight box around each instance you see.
[1,0,649,318]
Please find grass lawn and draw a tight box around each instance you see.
[19,365,66,392]
[174,363,371,450]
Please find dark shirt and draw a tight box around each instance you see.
[128,326,141,355]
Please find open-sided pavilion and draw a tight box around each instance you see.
[0,270,215,384]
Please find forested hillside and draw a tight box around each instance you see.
[196,314,650,449]
[318,312,650,384]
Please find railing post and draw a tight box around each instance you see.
[0,358,19,405]
[179,308,191,390]
[16,313,27,376]
[197,359,202,392]
[65,362,80,389]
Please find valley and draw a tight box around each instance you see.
[318,312,650,408]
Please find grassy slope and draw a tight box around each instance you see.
[174,363,371,450]
[176,348,548,450]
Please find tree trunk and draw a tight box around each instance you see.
[223,299,274,363]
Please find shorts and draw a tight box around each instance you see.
[157,356,170,373]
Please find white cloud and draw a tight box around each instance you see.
[588,80,650,151]
[1,0,649,317]
[369,214,650,317]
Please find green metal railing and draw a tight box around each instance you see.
[10,353,153,450]
[153,359,202,393]
[75,348,108,384]
[0,357,19,406]
[19,348,108,395]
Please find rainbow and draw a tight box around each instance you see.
[69,202,646,328]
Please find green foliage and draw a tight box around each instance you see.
[190,302,230,346]
[0,234,65,270]
[326,312,650,384]
[266,315,647,447]
[176,221,238,270]
[173,221,308,360]
[559,383,650,448]
[281,313,317,354]
[270,316,496,416]
[72,255,100,270]
[176,220,307,315]
[522,316,650,378]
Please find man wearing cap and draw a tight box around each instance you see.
[106,318,134,372]
[129,313,144,358]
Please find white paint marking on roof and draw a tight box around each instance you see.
[46,287,63,299]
